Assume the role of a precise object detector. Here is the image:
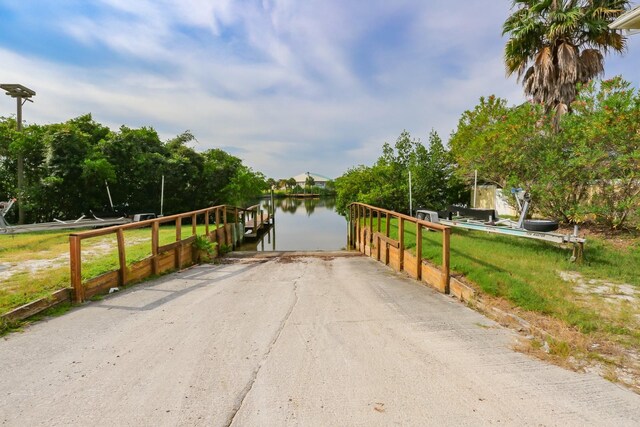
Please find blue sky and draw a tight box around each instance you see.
[1,1,639,179]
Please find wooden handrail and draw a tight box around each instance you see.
[69,204,251,302]
[347,202,449,231]
[70,204,260,239]
[349,202,451,294]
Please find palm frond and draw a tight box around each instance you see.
[557,42,579,84]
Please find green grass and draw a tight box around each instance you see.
[0,224,219,318]
[365,217,640,339]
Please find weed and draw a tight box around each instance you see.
[218,243,233,255]
[548,339,572,358]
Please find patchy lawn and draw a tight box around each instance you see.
[0,224,214,318]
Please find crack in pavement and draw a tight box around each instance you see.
[225,265,303,427]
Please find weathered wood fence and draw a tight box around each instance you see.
[349,202,453,294]
[69,204,251,303]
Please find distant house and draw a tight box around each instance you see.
[610,5,640,34]
[292,172,332,189]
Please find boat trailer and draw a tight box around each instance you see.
[416,191,585,262]
[1,198,130,234]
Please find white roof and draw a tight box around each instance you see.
[291,172,332,182]
[610,5,640,32]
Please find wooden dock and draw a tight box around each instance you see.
[244,207,272,238]
[290,193,319,198]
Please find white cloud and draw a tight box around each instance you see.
[2,0,639,181]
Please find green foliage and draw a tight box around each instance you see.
[286,177,297,193]
[335,130,465,215]
[193,235,217,263]
[305,174,315,188]
[503,0,629,113]
[450,77,640,229]
[0,114,267,223]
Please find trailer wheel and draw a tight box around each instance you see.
[523,219,559,232]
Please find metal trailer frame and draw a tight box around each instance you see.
[1,217,131,234]
[0,198,16,228]
[1,200,131,234]
[415,208,586,262]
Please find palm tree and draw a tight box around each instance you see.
[503,0,629,119]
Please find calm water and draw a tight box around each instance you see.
[240,197,347,251]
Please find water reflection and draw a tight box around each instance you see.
[241,197,345,251]
[273,197,336,216]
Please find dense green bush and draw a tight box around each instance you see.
[449,77,640,229]
[0,114,267,223]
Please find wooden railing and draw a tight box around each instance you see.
[69,204,254,303]
[348,203,451,293]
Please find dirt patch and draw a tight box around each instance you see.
[558,225,639,251]
[464,279,640,394]
[0,237,149,283]
[560,271,640,305]
[275,257,297,264]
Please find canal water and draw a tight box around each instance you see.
[239,197,347,251]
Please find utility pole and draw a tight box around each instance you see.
[1,84,36,224]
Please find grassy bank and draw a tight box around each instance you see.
[0,224,214,318]
[371,217,640,349]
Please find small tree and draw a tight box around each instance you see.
[305,174,315,189]
[287,177,297,193]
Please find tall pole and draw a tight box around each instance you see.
[160,175,165,216]
[2,84,35,225]
[16,96,24,224]
[473,169,478,208]
[105,181,114,210]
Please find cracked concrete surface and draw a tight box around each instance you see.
[1,253,640,426]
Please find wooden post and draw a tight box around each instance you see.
[376,210,381,261]
[416,222,422,280]
[151,221,159,275]
[215,208,221,245]
[116,229,127,286]
[223,206,229,245]
[175,217,182,270]
[368,208,373,257]
[398,217,404,271]
[358,205,363,252]
[442,228,451,294]
[205,210,210,236]
[191,213,197,236]
[69,235,83,303]
[385,212,390,265]
[253,207,257,233]
[234,207,239,247]
[351,205,356,248]
[352,205,357,249]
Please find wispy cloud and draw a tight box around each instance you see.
[1,0,639,179]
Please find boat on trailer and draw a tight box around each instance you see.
[415,190,585,261]
[1,199,131,234]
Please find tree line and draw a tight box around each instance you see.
[334,75,640,230]
[334,131,466,215]
[0,114,267,224]
[334,1,639,230]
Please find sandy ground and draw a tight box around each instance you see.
[1,253,639,426]
[0,237,148,282]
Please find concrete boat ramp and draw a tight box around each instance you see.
[1,252,639,426]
